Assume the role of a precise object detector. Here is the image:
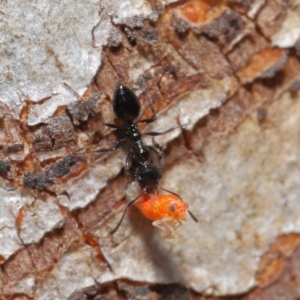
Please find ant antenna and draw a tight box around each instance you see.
[110,194,141,235]
[63,82,101,120]
[188,210,199,223]
[160,186,199,223]
[176,114,190,131]
[63,82,86,102]
[145,92,157,121]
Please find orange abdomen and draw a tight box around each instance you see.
[134,193,188,221]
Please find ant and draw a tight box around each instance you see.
[65,83,175,164]
[64,83,198,237]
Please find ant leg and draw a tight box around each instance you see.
[160,186,199,223]
[153,217,176,238]
[110,194,141,235]
[63,82,101,120]
[160,186,182,201]
[147,145,164,157]
[64,83,121,130]
[144,125,179,137]
[125,151,134,176]
[144,113,189,137]
[89,140,122,154]
[170,218,183,231]
[137,93,157,124]
[102,122,119,129]
[146,144,165,166]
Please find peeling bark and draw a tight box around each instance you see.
[0,0,300,299]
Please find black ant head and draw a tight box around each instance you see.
[136,164,162,194]
[113,84,141,123]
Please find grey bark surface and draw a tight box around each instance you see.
[0,1,300,299]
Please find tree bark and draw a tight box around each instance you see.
[1,0,300,299]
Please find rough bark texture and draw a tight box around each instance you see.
[0,0,300,299]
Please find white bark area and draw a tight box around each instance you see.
[0,0,300,299]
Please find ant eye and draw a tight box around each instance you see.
[169,205,176,212]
